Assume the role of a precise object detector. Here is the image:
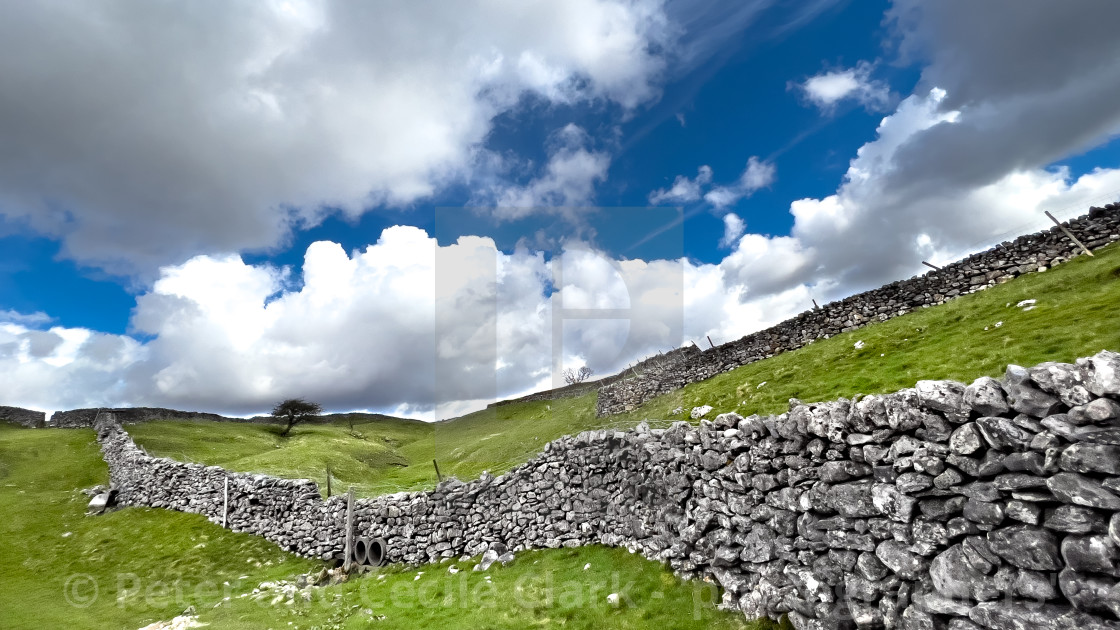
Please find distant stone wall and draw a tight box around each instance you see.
[97,351,1120,629]
[596,203,1120,416]
[487,346,700,408]
[53,407,246,428]
[0,405,45,428]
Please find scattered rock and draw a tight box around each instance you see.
[691,405,713,420]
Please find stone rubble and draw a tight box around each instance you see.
[94,350,1120,629]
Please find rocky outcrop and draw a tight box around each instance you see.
[596,203,1120,416]
[96,350,1120,629]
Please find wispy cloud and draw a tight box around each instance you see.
[0,310,52,327]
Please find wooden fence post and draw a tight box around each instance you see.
[222,476,229,528]
[921,261,942,271]
[1045,210,1094,257]
[433,460,443,483]
[326,467,332,498]
[343,488,355,572]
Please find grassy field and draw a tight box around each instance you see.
[4,240,1117,629]
[0,422,781,629]
[0,423,312,629]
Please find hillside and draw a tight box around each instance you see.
[129,239,1120,496]
[0,422,770,630]
[4,238,1118,630]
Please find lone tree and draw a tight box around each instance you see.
[271,398,323,436]
[563,366,594,385]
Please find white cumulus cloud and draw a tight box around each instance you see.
[797,61,893,113]
[0,0,672,275]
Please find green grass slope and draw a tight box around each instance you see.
[127,417,436,496]
[614,239,1120,422]
[0,423,312,629]
[0,422,771,629]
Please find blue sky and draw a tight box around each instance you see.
[1,0,1119,417]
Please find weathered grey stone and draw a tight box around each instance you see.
[820,461,872,483]
[963,499,1005,527]
[1082,428,1120,446]
[1047,472,1120,510]
[934,468,963,489]
[930,543,1000,601]
[970,601,1120,630]
[961,481,1002,501]
[826,482,879,518]
[872,483,917,523]
[897,472,934,494]
[961,536,1000,574]
[977,417,1036,451]
[918,496,966,520]
[1040,414,1084,441]
[1058,569,1118,616]
[712,545,741,567]
[1003,451,1047,476]
[947,619,983,630]
[1005,500,1041,526]
[1028,362,1090,407]
[87,492,112,513]
[987,525,1061,571]
[844,573,881,602]
[856,551,889,581]
[911,454,946,476]
[916,380,967,416]
[965,376,1010,417]
[1043,502,1106,531]
[1061,535,1120,576]
[1004,365,1064,418]
[739,526,776,563]
[914,589,974,615]
[900,605,936,630]
[1070,398,1120,424]
[1059,444,1120,475]
[1014,569,1058,601]
[847,599,884,629]
[947,516,981,539]
[886,390,925,432]
[950,423,984,456]
[875,540,927,580]
[1082,350,1120,397]
[994,473,1048,491]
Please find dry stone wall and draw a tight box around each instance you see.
[0,405,45,428]
[597,203,1120,416]
[96,350,1120,629]
[488,345,700,408]
[57,407,243,428]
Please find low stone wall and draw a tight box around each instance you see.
[57,407,244,428]
[0,405,45,428]
[487,346,700,408]
[596,203,1120,416]
[97,351,1120,629]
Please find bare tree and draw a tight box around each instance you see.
[271,398,323,436]
[563,366,594,385]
